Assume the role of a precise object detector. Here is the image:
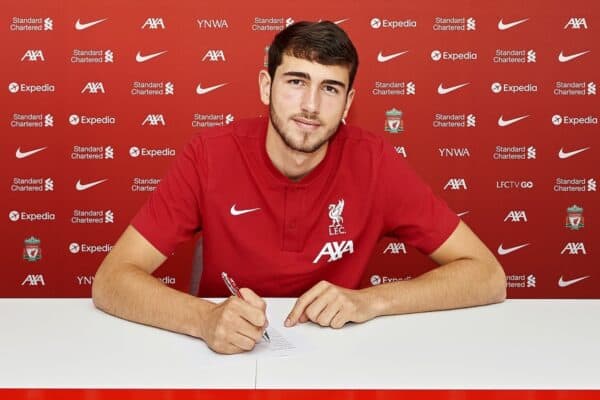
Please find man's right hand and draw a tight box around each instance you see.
[200,288,268,354]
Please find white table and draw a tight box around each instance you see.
[1,299,599,390]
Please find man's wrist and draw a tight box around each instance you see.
[186,297,216,340]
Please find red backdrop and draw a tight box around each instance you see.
[1,0,597,298]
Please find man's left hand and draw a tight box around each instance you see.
[285,281,376,329]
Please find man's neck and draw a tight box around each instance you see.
[265,122,328,182]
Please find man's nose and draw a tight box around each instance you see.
[300,86,320,114]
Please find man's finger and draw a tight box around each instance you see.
[231,296,267,328]
[285,281,329,327]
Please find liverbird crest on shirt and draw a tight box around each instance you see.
[328,199,346,236]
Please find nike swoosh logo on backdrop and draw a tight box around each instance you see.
[136,50,167,63]
[16,146,47,159]
[498,115,529,127]
[558,275,590,288]
[196,83,228,95]
[558,50,590,63]
[558,147,590,159]
[437,82,470,95]
[76,179,108,191]
[75,18,108,30]
[377,51,409,63]
[230,204,261,216]
[457,211,470,217]
[334,18,350,25]
[497,243,530,255]
[498,18,529,31]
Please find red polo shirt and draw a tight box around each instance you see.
[132,117,459,297]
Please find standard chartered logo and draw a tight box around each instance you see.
[406,82,416,95]
[44,17,53,30]
[527,147,536,159]
[104,210,114,223]
[165,82,175,95]
[225,114,235,124]
[588,179,597,191]
[44,114,53,127]
[527,50,536,63]
[467,114,476,127]
[104,50,114,63]
[588,82,597,95]
[527,275,536,288]
[466,17,476,30]
[44,178,54,191]
[104,146,114,159]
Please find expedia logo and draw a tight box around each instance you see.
[8,82,55,94]
[68,242,113,254]
[69,114,116,126]
[491,82,538,94]
[370,18,417,29]
[431,49,477,61]
[128,146,176,158]
[9,210,56,222]
[551,114,598,126]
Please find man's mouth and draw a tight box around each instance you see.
[292,117,321,130]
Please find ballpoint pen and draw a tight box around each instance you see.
[221,272,271,343]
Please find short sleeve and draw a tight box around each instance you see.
[380,144,459,255]
[131,135,206,256]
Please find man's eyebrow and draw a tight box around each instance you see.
[282,71,347,89]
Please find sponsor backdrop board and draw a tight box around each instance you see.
[1,0,597,298]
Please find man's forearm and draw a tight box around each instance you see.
[364,258,506,317]
[92,262,214,339]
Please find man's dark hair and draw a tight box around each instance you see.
[267,21,359,90]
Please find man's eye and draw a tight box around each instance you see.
[324,85,339,94]
[289,79,303,86]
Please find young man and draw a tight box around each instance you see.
[92,21,506,354]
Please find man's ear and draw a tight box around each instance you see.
[258,70,271,106]
[342,88,356,121]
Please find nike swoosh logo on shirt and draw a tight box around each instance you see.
[558,147,590,159]
[76,179,108,191]
[497,18,529,31]
[558,50,590,63]
[75,18,108,31]
[230,204,261,216]
[16,146,47,159]
[196,83,228,95]
[498,115,529,127]
[136,50,167,63]
[437,82,469,95]
[377,51,409,63]
[558,275,590,288]
[497,243,530,255]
